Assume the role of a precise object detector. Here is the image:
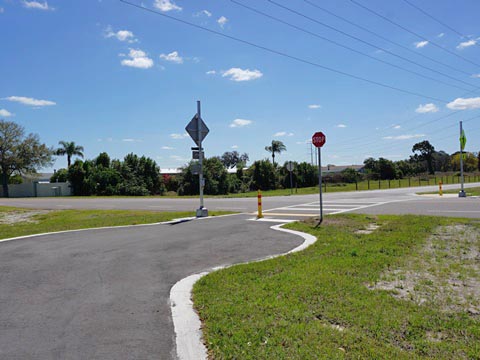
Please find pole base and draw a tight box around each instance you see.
[458,190,467,198]
[196,208,209,217]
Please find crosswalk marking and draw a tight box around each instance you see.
[251,199,394,223]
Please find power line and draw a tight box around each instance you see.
[303,0,474,77]
[231,0,473,92]
[400,0,480,49]
[337,113,480,154]
[329,85,480,148]
[119,0,449,103]
[267,0,479,89]
[349,0,480,69]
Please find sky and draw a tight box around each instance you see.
[1,0,480,172]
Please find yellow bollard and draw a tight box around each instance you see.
[439,180,443,196]
[257,190,263,218]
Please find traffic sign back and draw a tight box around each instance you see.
[186,114,209,146]
[312,132,326,148]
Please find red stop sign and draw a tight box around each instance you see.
[312,132,326,147]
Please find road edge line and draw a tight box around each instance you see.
[170,223,317,360]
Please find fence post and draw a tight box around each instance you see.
[378,179,381,189]
[388,180,391,188]
[368,180,370,190]
[408,177,411,187]
[355,180,358,191]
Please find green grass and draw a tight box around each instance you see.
[217,176,479,197]
[0,206,232,240]
[193,215,480,359]
[419,187,480,196]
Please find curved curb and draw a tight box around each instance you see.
[170,223,317,360]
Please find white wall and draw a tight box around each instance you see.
[0,182,72,198]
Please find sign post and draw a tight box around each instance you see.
[459,121,466,198]
[312,132,326,225]
[286,161,295,194]
[185,101,210,217]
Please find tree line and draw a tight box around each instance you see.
[1,119,478,197]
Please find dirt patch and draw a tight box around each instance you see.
[0,210,51,225]
[368,224,480,315]
[355,223,380,235]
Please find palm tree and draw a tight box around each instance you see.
[265,140,286,167]
[56,141,84,167]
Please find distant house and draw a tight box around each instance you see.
[321,164,364,174]
[22,172,54,183]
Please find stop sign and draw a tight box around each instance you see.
[312,132,326,148]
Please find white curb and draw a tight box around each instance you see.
[170,223,317,360]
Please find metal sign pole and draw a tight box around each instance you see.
[197,100,205,209]
[289,168,293,195]
[318,147,323,225]
[459,120,466,197]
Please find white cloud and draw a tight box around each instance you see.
[472,74,480,78]
[161,146,174,150]
[393,125,401,129]
[217,16,228,28]
[159,51,183,64]
[222,68,263,82]
[154,0,182,12]
[23,1,53,10]
[296,140,310,145]
[0,109,13,117]
[170,132,189,139]
[229,119,252,128]
[206,70,216,75]
[383,134,425,140]
[446,97,480,110]
[121,48,153,69]
[231,145,239,149]
[3,96,56,106]
[0,7,4,13]
[105,27,137,43]
[336,124,347,128]
[170,155,189,162]
[308,104,321,109]
[122,138,142,142]
[415,103,439,113]
[195,10,211,17]
[414,40,429,48]
[274,131,294,137]
[437,33,445,38]
[457,39,476,50]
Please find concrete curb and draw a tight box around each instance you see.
[170,223,317,360]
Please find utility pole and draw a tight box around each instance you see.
[459,121,466,197]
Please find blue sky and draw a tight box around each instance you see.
[1,0,480,171]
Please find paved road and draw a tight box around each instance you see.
[0,215,302,360]
[1,184,479,359]
[0,183,479,219]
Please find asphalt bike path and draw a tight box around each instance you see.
[0,214,302,360]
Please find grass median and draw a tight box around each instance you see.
[419,187,480,197]
[0,206,233,240]
[193,214,480,359]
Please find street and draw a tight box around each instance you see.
[0,184,479,359]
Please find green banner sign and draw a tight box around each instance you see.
[460,129,467,151]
